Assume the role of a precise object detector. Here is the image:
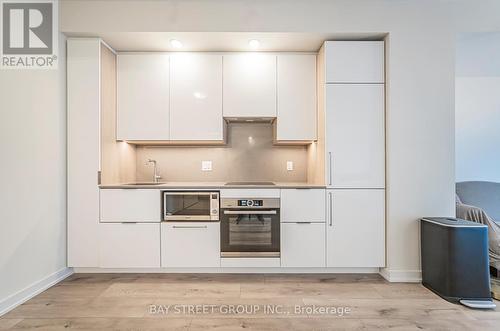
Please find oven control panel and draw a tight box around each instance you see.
[221,198,280,209]
[238,199,263,207]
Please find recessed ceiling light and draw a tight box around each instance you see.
[248,39,260,49]
[170,39,183,48]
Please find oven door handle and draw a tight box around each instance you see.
[223,210,277,215]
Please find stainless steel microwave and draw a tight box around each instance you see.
[163,191,219,221]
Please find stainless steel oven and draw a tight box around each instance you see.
[163,191,219,221]
[220,198,280,257]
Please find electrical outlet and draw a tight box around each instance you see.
[287,161,294,171]
[202,161,212,171]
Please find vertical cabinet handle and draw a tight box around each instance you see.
[328,192,333,227]
[328,152,333,186]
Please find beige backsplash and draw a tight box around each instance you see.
[135,122,308,182]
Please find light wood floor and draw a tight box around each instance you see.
[1,273,499,330]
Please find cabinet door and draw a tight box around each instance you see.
[281,223,325,267]
[161,222,220,267]
[100,189,161,223]
[276,54,317,141]
[326,189,385,267]
[281,189,325,222]
[117,54,170,140]
[67,39,101,267]
[223,54,276,118]
[325,84,385,188]
[170,54,224,141]
[325,41,384,83]
[99,223,160,268]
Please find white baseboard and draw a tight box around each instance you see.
[379,268,422,283]
[73,267,380,274]
[0,267,74,317]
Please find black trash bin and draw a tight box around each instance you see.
[421,217,496,309]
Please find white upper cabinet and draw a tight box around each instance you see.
[325,41,384,83]
[325,84,385,188]
[117,54,170,140]
[170,54,224,141]
[276,54,317,141]
[223,54,277,118]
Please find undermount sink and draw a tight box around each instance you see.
[123,182,166,185]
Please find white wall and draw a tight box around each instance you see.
[0,33,68,308]
[456,32,500,183]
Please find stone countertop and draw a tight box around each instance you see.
[99,181,326,189]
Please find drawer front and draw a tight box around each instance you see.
[161,222,220,268]
[281,189,325,222]
[100,189,161,222]
[99,223,160,268]
[281,222,326,267]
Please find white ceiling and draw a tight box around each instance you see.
[65,32,386,52]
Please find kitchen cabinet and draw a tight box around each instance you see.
[325,84,385,188]
[325,41,384,83]
[326,189,385,267]
[223,54,277,118]
[280,189,325,222]
[117,54,170,140]
[100,189,161,223]
[99,223,160,268]
[276,54,317,141]
[161,222,220,268]
[281,222,326,267]
[170,54,224,141]
[67,39,101,267]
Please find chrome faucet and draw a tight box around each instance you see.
[147,159,162,183]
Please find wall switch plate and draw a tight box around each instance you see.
[202,161,212,171]
[287,161,294,171]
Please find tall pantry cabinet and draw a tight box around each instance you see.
[67,39,107,267]
[321,41,386,268]
[68,38,138,267]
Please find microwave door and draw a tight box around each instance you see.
[164,192,213,221]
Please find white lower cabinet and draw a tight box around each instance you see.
[99,223,160,268]
[326,189,385,267]
[281,222,326,267]
[161,222,220,268]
